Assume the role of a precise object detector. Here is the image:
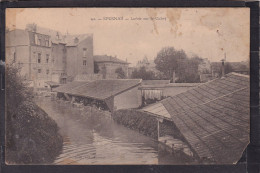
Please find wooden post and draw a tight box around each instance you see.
[157,119,160,141]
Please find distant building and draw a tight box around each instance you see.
[198,58,211,74]
[136,56,159,73]
[6,24,94,88]
[139,80,199,106]
[94,55,130,79]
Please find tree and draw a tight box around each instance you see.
[131,66,157,80]
[115,67,126,79]
[154,47,188,82]
[176,56,203,83]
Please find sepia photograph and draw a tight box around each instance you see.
[4,8,250,165]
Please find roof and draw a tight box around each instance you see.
[54,79,142,100]
[45,81,60,86]
[65,34,93,46]
[166,83,200,87]
[139,82,199,90]
[142,80,170,85]
[143,72,249,163]
[53,81,88,93]
[25,24,92,46]
[94,55,129,64]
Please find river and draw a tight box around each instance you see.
[36,97,193,165]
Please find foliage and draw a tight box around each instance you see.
[176,56,203,83]
[154,47,203,83]
[5,63,62,164]
[154,47,187,82]
[131,66,157,80]
[115,67,126,79]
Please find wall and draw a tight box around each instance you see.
[30,45,52,87]
[114,85,142,110]
[6,30,30,79]
[76,36,94,75]
[66,46,77,79]
[6,46,30,80]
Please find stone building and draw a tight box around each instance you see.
[5,25,94,88]
[94,55,129,79]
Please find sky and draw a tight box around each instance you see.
[6,8,250,66]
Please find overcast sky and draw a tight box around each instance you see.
[6,8,250,66]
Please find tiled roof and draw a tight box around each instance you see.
[54,79,141,100]
[143,72,249,163]
[94,55,129,64]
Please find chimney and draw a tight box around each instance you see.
[172,70,176,83]
[221,53,226,77]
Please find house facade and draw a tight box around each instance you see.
[94,55,129,79]
[6,25,94,88]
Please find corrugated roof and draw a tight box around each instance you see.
[94,55,129,64]
[54,79,141,100]
[143,72,249,163]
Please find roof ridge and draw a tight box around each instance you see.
[227,72,249,78]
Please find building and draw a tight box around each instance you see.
[94,55,129,79]
[136,56,161,76]
[53,79,142,112]
[142,72,249,163]
[139,80,199,106]
[6,24,94,88]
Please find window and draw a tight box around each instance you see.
[46,54,49,63]
[38,53,41,63]
[38,69,41,73]
[45,40,49,47]
[83,60,87,66]
[33,52,36,59]
[38,39,41,45]
[46,69,49,74]
[13,52,16,62]
[83,48,87,57]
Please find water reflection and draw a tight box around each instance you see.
[36,97,194,165]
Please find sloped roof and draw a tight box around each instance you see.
[143,72,249,163]
[54,79,141,100]
[94,55,129,64]
[26,24,92,46]
[142,80,170,85]
[45,81,60,87]
[65,34,93,46]
[53,81,88,93]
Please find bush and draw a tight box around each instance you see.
[112,109,158,139]
[5,63,63,164]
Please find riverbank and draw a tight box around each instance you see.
[6,100,63,164]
